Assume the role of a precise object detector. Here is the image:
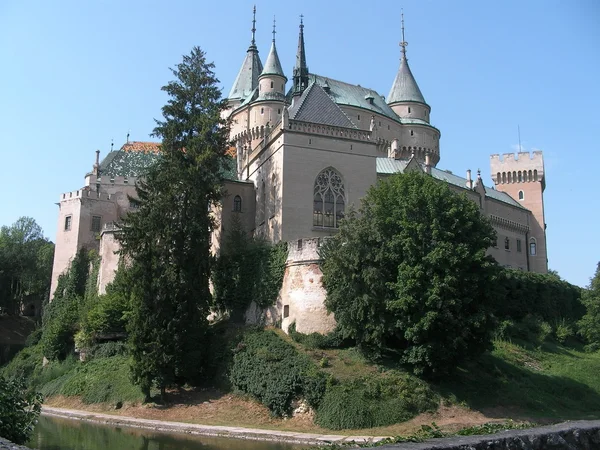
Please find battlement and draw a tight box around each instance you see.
[490,151,545,185]
[59,189,115,202]
[490,151,544,166]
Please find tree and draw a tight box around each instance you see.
[320,171,498,377]
[119,47,230,399]
[0,217,54,316]
[0,376,42,444]
[579,262,600,349]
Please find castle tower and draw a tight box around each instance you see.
[252,17,287,130]
[227,6,263,107]
[292,16,309,97]
[490,151,548,273]
[387,12,440,166]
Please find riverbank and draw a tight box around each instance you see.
[41,405,388,446]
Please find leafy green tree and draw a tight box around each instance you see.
[0,217,54,315]
[0,376,42,444]
[579,262,600,349]
[119,47,230,399]
[320,171,498,377]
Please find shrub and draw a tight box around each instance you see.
[579,262,600,347]
[553,319,575,344]
[88,341,127,359]
[288,322,349,349]
[315,373,438,430]
[229,329,326,416]
[0,344,43,384]
[0,376,42,444]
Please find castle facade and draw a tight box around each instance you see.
[50,11,548,334]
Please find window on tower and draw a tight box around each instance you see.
[64,215,72,231]
[530,238,537,256]
[233,195,242,212]
[91,215,102,233]
[504,237,510,250]
[518,190,524,200]
[517,239,522,252]
[313,168,345,228]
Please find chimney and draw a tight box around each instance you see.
[93,150,100,175]
[466,169,473,189]
[424,152,431,174]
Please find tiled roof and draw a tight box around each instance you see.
[387,55,427,105]
[99,142,161,178]
[376,158,526,209]
[289,82,357,128]
[304,75,400,122]
[261,41,286,79]
[121,141,161,153]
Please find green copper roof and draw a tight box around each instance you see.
[261,40,286,79]
[387,54,427,105]
[99,149,159,178]
[307,74,400,121]
[376,158,526,209]
[228,46,263,101]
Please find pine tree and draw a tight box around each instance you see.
[119,47,230,399]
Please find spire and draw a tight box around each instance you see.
[387,11,427,105]
[260,16,286,79]
[293,15,309,95]
[228,6,263,101]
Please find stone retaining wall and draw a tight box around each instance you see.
[377,420,600,450]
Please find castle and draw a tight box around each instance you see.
[50,10,548,334]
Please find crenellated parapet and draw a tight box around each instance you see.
[490,151,545,187]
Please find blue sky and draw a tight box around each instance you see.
[0,0,598,287]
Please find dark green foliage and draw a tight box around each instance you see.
[88,341,127,359]
[229,329,327,416]
[0,217,54,316]
[321,171,498,377]
[494,268,584,323]
[288,322,350,349]
[0,376,42,444]
[0,344,43,384]
[579,263,600,347]
[213,218,287,321]
[40,249,92,360]
[120,47,230,398]
[315,373,438,430]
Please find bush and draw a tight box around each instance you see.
[553,319,575,344]
[0,376,42,444]
[315,373,438,430]
[0,344,43,384]
[579,262,600,347]
[229,328,326,416]
[88,341,127,359]
[288,322,349,349]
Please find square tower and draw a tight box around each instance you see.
[490,151,547,273]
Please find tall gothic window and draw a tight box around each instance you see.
[233,195,242,212]
[313,168,345,228]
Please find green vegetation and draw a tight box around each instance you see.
[579,263,600,351]
[321,171,498,376]
[0,376,42,444]
[119,46,231,399]
[0,216,54,316]
[212,216,288,321]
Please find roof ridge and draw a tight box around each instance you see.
[291,81,316,119]
[322,86,358,128]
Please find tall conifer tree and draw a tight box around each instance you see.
[120,47,230,399]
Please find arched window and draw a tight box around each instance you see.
[518,171,522,182]
[528,170,533,181]
[507,172,512,183]
[502,172,506,184]
[530,238,537,256]
[233,195,242,212]
[504,237,510,250]
[518,190,524,200]
[534,169,538,181]
[496,172,501,184]
[313,168,345,228]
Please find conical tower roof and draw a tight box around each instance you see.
[227,7,264,101]
[387,13,427,105]
[260,18,286,79]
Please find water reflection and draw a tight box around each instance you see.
[29,415,309,450]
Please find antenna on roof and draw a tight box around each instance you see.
[400,9,408,58]
[518,125,522,152]
[110,139,114,152]
[126,130,130,144]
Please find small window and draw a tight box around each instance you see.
[517,239,522,252]
[278,108,281,114]
[357,114,360,121]
[91,215,101,233]
[297,239,303,250]
[530,240,537,256]
[260,107,264,115]
[388,125,390,130]
[233,195,242,212]
[408,107,411,113]
[504,237,510,250]
[410,130,414,136]
[518,190,524,200]
[270,81,274,88]
[64,215,72,231]
[283,305,290,318]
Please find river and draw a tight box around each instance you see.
[27,415,311,450]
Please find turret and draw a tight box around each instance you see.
[227,6,263,106]
[387,12,440,166]
[292,16,309,97]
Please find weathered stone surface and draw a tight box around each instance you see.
[0,437,32,450]
[375,421,600,449]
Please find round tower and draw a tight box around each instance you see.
[387,13,440,166]
[251,17,287,134]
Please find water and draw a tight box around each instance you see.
[28,415,310,450]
